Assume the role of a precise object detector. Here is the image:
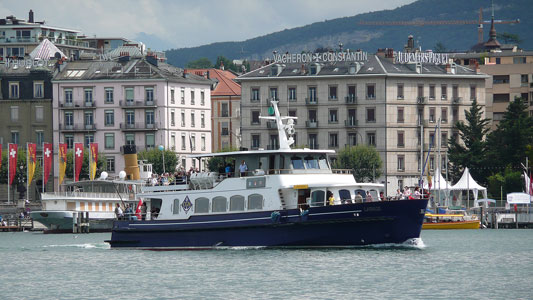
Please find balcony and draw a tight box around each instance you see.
[344,119,358,127]
[416,96,427,104]
[308,144,319,150]
[59,123,96,132]
[119,100,157,108]
[59,101,95,109]
[345,95,357,104]
[417,119,430,127]
[267,144,279,150]
[417,143,430,151]
[266,120,277,129]
[84,101,95,107]
[305,97,318,105]
[305,121,318,128]
[119,122,158,131]
[452,97,462,105]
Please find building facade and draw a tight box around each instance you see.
[0,63,55,200]
[185,68,241,152]
[52,54,212,184]
[238,53,487,196]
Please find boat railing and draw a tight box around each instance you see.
[41,191,132,200]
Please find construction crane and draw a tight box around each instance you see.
[359,8,520,44]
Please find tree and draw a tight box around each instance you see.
[333,145,382,182]
[433,42,447,52]
[496,32,522,45]
[186,57,213,69]
[447,99,490,184]
[0,149,42,185]
[214,56,239,73]
[138,148,178,174]
[207,147,239,173]
[486,97,533,170]
[487,166,522,199]
[64,149,106,181]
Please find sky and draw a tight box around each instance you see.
[2,0,416,51]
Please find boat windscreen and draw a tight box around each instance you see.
[318,156,329,169]
[291,157,304,169]
[304,156,319,169]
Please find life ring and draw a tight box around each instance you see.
[271,211,281,223]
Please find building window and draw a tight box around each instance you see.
[126,111,135,126]
[329,85,337,100]
[145,87,154,103]
[470,85,476,100]
[348,133,358,146]
[397,155,405,171]
[106,157,115,172]
[201,91,205,106]
[269,87,278,100]
[429,107,436,123]
[145,133,155,149]
[329,109,338,123]
[181,88,185,104]
[190,90,195,105]
[452,108,458,122]
[288,87,297,101]
[105,110,114,126]
[417,84,424,98]
[181,134,186,150]
[191,134,196,151]
[191,111,195,127]
[170,89,175,104]
[348,85,356,101]
[429,155,435,171]
[105,88,114,103]
[11,131,19,144]
[9,82,19,99]
[251,111,260,125]
[64,89,73,105]
[367,132,376,146]
[125,88,134,104]
[493,94,510,103]
[308,134,318,149]
[221,103,229,117]
[171,110,176,126]
[441,84,447,100]
[429,85,435,100]
[251,88,260,101]
[201,135,206,151]
[329,133,338,148]
[221,122,229,136]
[366,84,375,99]
[84,134,94,148]
[35,106,44,122]
[397,131,405,148]
[441,132,448,148]
[397,84,404,99]
[252,134,260,149]
[84,111,93,126]
[64,111,73,126]
[125,133,135,146]
[397,107,404,123]
[170,133,176,150]
[452,85,459,100]
[36,131,44,146]
[181,111,185,127]
[441,107,448,123]
[429,132,435,147]
[513,57,526,64]
[288,110,297,125]
[366,108,376,123]
[145,110,155,127]
[201,112,205,128]
[84,88,93,105]
[308,86,317,102]
[105,133,115,149]
[34,81,44,98]
[10,106,18,122]
[65,135,73,149]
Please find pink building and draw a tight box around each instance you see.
[52,53,212,184]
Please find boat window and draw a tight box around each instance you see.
[291,157,304,169]
[212,196,227,212]
[339,189,351,201]
[194,197,209,213]
[310,190,325,207]
[230,195,245,211]
[173,198,180,214]
[318,156,329,169]
[354,189,366,201]
[248,194,263,210]
[304,156,319,169]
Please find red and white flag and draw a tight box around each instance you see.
[43,143,53,185]
[135,198,143,220]
[74,143,84,182]
[8,144,18,185]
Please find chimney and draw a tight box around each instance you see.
[206,70,210,79]
[475,61,480,74]
[300,64,306,75]
[220,61,224,70]
[445,63,451,74]
[376,48,386,58]
[29,10,34,23]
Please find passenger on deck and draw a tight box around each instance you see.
[355,192,364,203]
[403,186,411,200]
[239,160,248,177]
[413,187,421,199]
[115,204,124,220]
[125,204,134,220]
[366,191,373,202]
[140,203,147,221]
[395,189,402,200]
[328,193,335,206]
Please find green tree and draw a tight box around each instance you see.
[64,149,106,181]
[496,32,522,45]
[186,57,213,69]
[486,97,533,169]
[207,147,238,173]
[138,148,178,174]
[333,145,382,182]
[214,56,239,73]
[447,99,490,184]
[487,166,522,200]
[433,42,447,52]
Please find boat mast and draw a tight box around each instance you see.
[259,100,296,150]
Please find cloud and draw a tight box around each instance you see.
[3,0,415,50]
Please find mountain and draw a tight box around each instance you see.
[165,0,533,67]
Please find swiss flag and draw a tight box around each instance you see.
[135,198,143,220]
[8,144,18,185]
[74,143,84,182]
[43,143,53,185]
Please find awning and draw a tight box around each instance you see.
[506,193,532,204]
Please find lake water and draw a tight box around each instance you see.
[0,230,532,300]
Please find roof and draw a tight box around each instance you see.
[450,167,486,191]
[452,50,533,59]
[53,57,211,86]
[185,68,241,96]
[29,38,66,60]
[188,148,335,159]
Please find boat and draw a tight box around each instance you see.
[30,159,152,233]
[106,101,428,249]
[422,210,480,230]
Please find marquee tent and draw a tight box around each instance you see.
[450,167,488,207]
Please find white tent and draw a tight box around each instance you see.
[29,38,66,60]
[450,167,488,207]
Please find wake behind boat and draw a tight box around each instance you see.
[106,101,428,249]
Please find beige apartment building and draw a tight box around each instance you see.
[237,53,487,196]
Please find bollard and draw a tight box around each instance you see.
[72,212,78,233]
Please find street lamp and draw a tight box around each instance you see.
[158,145,165,174]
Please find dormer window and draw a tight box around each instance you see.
[416,63,422,74]
[270,64,282,76]
[309,63,321,75]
